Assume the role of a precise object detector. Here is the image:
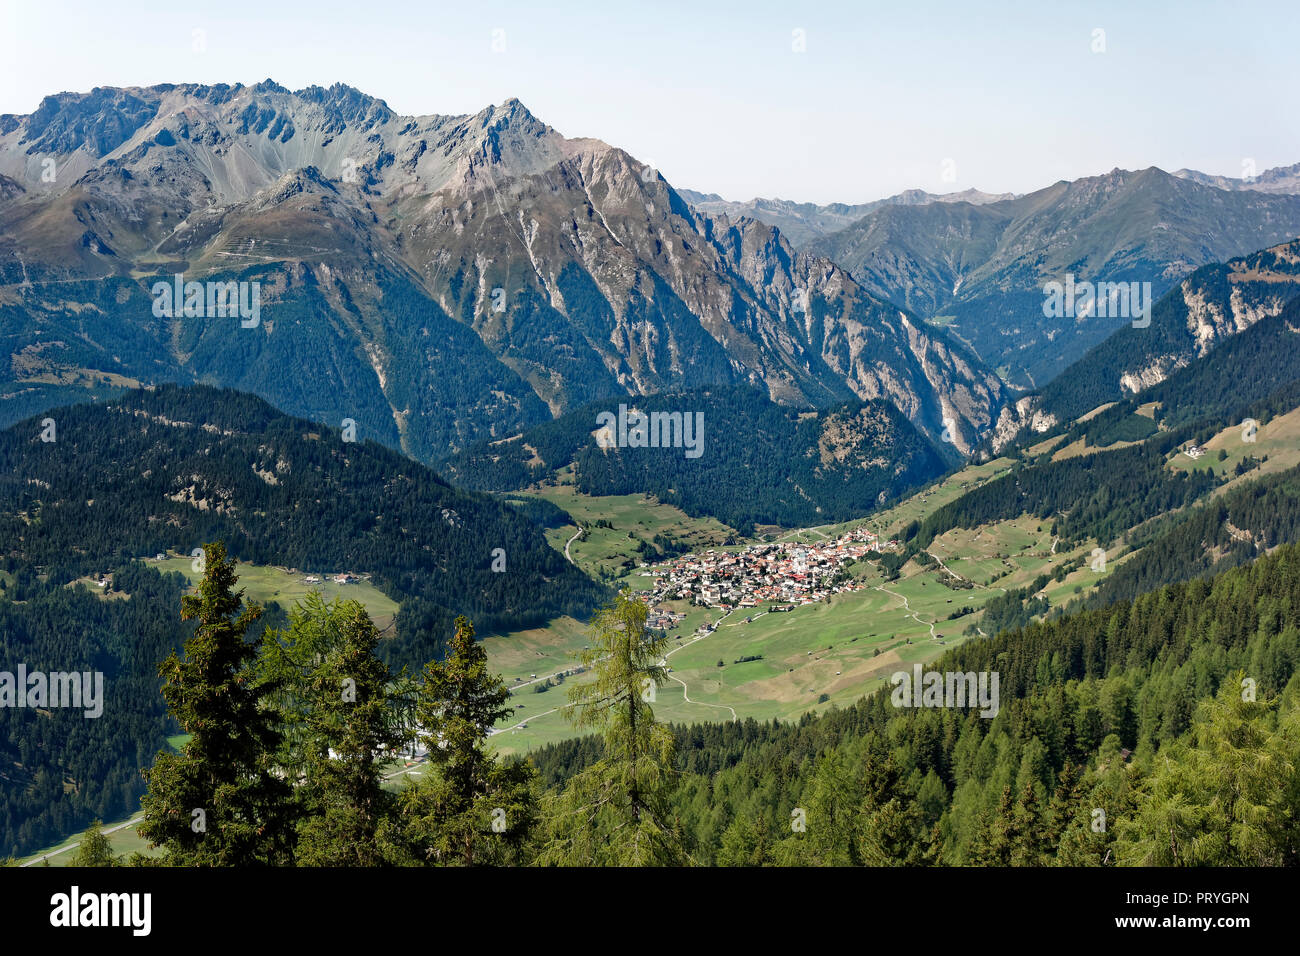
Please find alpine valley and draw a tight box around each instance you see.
[4,79,1300,872]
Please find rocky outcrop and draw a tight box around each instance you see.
[991,238,1300,450]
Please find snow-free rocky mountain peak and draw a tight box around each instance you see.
[0,81,1008,461]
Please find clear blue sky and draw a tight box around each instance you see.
[2,0,1295,204]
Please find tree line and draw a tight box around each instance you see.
[46,542,690,867]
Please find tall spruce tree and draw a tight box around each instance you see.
[400,616,538,865]
[1043,760,1110,865]
[262,595,406,866]
[138,542,294,865]
[1008,780,1052,866]
[967,786,1016,866]
[540,589,688,865]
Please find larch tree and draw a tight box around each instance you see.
[1116,674,1300,866]
[70,820,120,867]
[540,589,689,866]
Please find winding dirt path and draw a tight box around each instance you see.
[874,584,938,640]
[564,528,582,564]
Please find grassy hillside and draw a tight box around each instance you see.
[530,539,1300,866]
[151,555,401,631]
[486,318,1300,758]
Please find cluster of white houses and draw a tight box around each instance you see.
[301,571,368,586]
[635,526,896,618]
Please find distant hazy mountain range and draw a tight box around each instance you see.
[803,167,1300,388]
[0,81,1007,461]
[675,187,1016,247]
[686,164,1300,390]
[1173,161,1300,194]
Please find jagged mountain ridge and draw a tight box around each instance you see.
[0,81,1009,458]
[1173,161,1300,195]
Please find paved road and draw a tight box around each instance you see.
[495,705,563,734]
[779,524,832,542]
[21,815,144,867]
[383,759,427,781]
[564,528,582,564]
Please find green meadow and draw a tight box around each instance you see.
[516,480,737,581]
[483,457,1127,757]
[152,554,400,631]
[19,811,155,867]
[42,461,1131,780]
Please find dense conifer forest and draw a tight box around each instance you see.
[442,386,950,533]
[9,528,1298,864]
[0,386,605,856]
[0,385,603,664]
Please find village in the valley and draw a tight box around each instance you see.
[633,525,898,632]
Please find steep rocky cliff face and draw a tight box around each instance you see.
[0,82,1009,459]
[988,238,1300,452]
